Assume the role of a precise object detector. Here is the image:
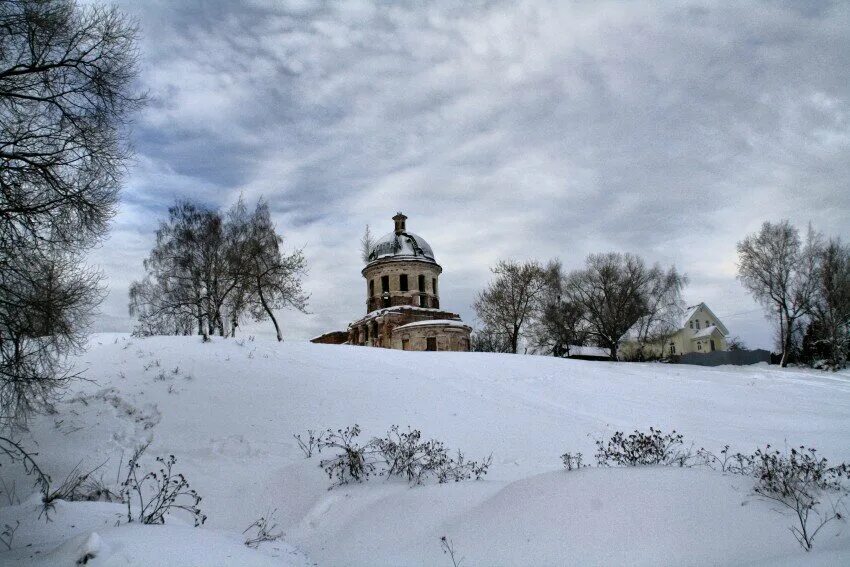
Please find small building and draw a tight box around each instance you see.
[619,302,730,358]
[312,213,472,352]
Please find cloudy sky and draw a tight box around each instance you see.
[92,0,850,349]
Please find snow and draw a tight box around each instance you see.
[368,231,436,262]
[0,497,309,566]
[393,319,470,330]
[692,324,722,339]
[2,333,850,565]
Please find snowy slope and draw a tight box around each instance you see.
[2,334,850,565]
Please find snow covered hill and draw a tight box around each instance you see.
[2,334,850,565]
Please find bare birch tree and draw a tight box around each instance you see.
[0,0,143,425]
[737,221,820,367]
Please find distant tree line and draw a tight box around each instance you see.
[129,198,308,342]
[472,220,849,370]
[472,253,687,361]
[0,0,143,426]
[737,220,849,369]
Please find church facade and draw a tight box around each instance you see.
[311,213,471,351]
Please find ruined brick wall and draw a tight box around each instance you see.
[391,323,471,351]
[362,260,442,314]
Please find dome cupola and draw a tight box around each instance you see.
[367,212,436,264]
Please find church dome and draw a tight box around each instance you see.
[366,213,436,264]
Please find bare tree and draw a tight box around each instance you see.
[737,221,820,367]
[473,260,548,354]
[360,224,374,263]
[529,261,588,357]
[0,0,143,425]
[470,327,511,353]
[240,200,309,342]
[624,266,688,360]
[808,239,850,368]
[563,253,685,361]
[129,199,309,342]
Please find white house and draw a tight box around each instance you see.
[620,302,730,358]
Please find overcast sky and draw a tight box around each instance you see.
[91,0,850,349]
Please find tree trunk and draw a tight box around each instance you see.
[257,283,282,342]
[780,313,793,367]
[510,326,519,354]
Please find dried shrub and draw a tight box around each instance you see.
[309,424,491,488]
[560,452,585,471]
[243,508,283,548]
[317,425,378,487]
[750,446,849,551]
[120,443,206,526]
[595,428,690,467]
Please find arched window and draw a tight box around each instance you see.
[695,320,700,330]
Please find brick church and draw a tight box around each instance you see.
[311,213,471,351]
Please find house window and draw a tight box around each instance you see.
[689,321,693,329]
[710,339,716,352]
[418,274,425,291]
[697,342,702,351]
[706,320,710,327]
[369,279,374,296]
[381,275,389,293]
[432,278,437,296]
[426,337,437,351]
[669,342,676,355]
[695,320,700,330]
[400,274,408,292]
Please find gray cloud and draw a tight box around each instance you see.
[91,0,850,348]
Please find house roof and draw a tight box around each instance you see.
[682,303,729,335]
[619,301,730,344]
[691,325,724,340]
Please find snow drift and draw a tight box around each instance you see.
[1,334,849,565]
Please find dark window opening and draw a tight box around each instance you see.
[426,337,437,351]
[432,278,437,295]
[419,295,426,307]
[364,326,369,341]
[400,274,408,291]
[710,339,716,352]
[418,274,425,291]
[402,339,410,350]
[381,275,389,293]
[382,297,390,308]
[369,279,374,296]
